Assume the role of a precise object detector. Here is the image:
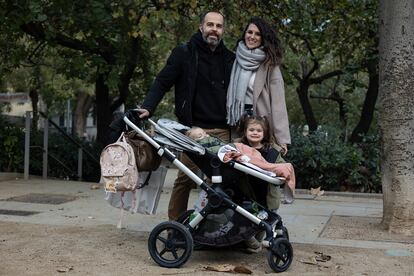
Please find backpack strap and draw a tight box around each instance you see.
[117,132,126,143]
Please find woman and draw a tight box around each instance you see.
[227,17,291,154]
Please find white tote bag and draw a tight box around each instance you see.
[135,166,168,215]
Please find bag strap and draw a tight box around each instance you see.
[116,132,125,143]
[116,191,137,228]
[137,171,153,189]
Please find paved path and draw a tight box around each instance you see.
[0,169,412,253]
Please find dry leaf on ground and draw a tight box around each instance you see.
[314,251,331,262]
[310,186,325,197]
[57,266,73,272]
[299,257,318,265]
[204,264,252,274]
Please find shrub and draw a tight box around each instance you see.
[0,118,24,172]
[286,125,381,193]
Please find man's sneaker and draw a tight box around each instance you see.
[255,230,266,242]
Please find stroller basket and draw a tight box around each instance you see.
[123,116,293,273]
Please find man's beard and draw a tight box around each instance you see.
[202,32,222,47]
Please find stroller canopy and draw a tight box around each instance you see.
[152,119,206,155]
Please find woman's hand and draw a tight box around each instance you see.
[280,144,288,155]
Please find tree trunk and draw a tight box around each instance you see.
[72,92,93,138]
[350,56,379,143]
[95,71,111,146]
[379,0,414,235]
[297,82,318,131]
[111,39,139,113]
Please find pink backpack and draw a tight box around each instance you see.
[100,133,139,193]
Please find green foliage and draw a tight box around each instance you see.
[287,125,381,192]
[257,0,378,134]
[0,118,24,172]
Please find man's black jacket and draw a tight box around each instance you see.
[142,32,235,127]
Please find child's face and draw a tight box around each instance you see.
[245,123,264,145]
[188,128,209,140]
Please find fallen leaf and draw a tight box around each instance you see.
[310,187,325,197]
[90,184,100,190]
[57,266,73,272]
[204,264,252,274]
[233,265,253,274]
[205,264,233,272]
[314,251,331,262]
[63,215,78,218]
[299,257,318,265]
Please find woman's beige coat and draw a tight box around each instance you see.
[252,63,291,145]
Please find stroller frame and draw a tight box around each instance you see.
[124,116,293,273]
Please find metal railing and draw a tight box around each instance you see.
[23,111,99,181]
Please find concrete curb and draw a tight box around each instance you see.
[295,188,383,199]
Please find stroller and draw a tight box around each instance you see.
[123,115,293,273]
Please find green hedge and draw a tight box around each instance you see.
[0,117,24,172]
[286,126,381,193]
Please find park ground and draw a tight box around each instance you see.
[0,171,413,275]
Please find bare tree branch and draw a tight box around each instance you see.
[20,22,116,64]
[310,70,343,84]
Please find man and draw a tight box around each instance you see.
[138,11,235,220]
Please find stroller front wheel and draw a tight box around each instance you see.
[148,221,193,268]
[267,238,293,273]
[277,225,289,241]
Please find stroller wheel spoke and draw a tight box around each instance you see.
[159,248,167,257]
[171,249,179,259]
[174,241,186,248]
[273,244,289,261]
[273,252,285,262]
[157,236,167,244]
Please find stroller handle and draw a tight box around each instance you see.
[123,116,159,149]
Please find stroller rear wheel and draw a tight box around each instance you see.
[267,238,293,273]
[148,221,193,268]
